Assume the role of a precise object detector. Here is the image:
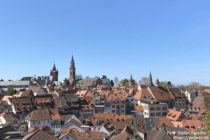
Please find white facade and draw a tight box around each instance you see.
[0,116,6,126]
[184,91,197,103]
[140,102,168,118]
[104,98,126,114]
[27,120,61,134]
[0,81,30,91]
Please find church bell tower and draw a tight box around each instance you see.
[69,56,76,82]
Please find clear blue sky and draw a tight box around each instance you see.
[0,0,210,85]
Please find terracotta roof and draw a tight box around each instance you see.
[149,86,174,101]
[89,131,104,140]
[60,129,104,140]
[166,109,182,121]
[158,117,174,128]
[23,129,59,140]
[141,86,154,99]
[29,109,51,121]
[134,91,142,100]
[107,93,127,101]
[111,121,129,130]
[27,108,61,121]
[182,119,203,131]
[171,121,183,128]
[135,105,144,111]
[92,113,132,123]
[10,97,33,113]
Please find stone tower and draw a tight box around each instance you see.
[50,64,58,82]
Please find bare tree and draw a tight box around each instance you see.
[187,82,201,89]
[114,77,120,86]
[139,77,150,86]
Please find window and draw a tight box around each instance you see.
[150,107,155,111]
[112,105,115,108]
[121,110,124,113]
[162,112,167,116]
[150,113,155,116]
[156,107,161,111]
[162,107,167,110]
[156,113,161,116]
[112,110,115,113]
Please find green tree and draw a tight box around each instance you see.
[120,79,129,87]
[6,85,16,95]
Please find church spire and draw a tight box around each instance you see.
[150,72,154,86]
[52,63,56,71]
[71,56,75,68]
[70,55,76,82]
[50,63,58,82]
[129,74,133,87]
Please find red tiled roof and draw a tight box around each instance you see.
[182,119,203,131]
[149,86,174,101]
[135,106,144,111]
[166,109,182,121]
[23,129,59,140]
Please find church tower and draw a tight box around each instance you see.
[50,64,58,82]
[129,74,133,87]
[149,72,154,86]
[69,56,76,82]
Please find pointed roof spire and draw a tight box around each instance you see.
[52,62,56,71]
[71,55,75,67]
[150,72,154,86]
[130,74,133,81]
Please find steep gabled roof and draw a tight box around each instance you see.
[149,86,174,101]
[23,129,59,140]
[27,108,61,121]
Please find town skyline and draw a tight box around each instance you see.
[1,1,210,139]
[0,55,208,86]
[1,0,210,85]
